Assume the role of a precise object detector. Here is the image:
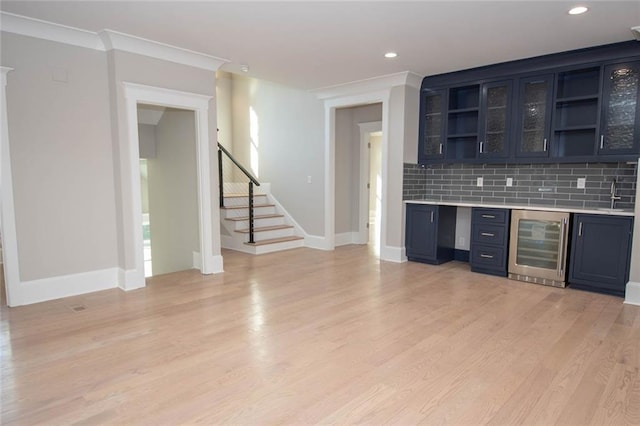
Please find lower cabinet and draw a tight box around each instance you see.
[469,208,511,276]
[405,204,457,264]
[568,214,634,296]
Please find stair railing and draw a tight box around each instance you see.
[217,142,261,244]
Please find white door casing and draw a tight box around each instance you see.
[122,82,221,291]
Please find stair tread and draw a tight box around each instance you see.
[245,236,304,246]
[224,193,267,198]
[225,213,284,221]
[236,224,293,233]
[221,203,275,210]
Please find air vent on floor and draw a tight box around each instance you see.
[70,305,86,312]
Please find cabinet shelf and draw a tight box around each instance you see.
[448,133,478,138]
[555,95,599,103]
[448,107,479,114]
[554,125,597,132]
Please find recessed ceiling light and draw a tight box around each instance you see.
[240,64,249,73]
[568,6,588,15]
[384,52,398,59]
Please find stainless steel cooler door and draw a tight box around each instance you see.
[508,210,570,282]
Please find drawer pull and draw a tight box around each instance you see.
[480,254,494,259]
[481,232,495,237]
[481,214,496,219]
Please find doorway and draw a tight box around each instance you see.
[358,121,383,253]
[137,104,200,278]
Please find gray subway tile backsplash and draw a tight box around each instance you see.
[403,162,637,210]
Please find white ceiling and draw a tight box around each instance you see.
[2,1,639,90]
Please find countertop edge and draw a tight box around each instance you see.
[404,200,635,217]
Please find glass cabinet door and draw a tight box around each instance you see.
[478,81,511,158]
[599,61,640,154]
[420,89,446,160]
[516,75,553,158]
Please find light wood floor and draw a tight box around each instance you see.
[2,246,640,425]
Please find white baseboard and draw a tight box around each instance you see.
[10,267,120,306]
[624,281,640,306]
[210,255,224,273]
[304,235,332,250]
[118,268,145,291]
[193,251,201,270]
[335,232,359,247]
[380,245,406,263]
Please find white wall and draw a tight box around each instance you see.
[1,33,118,281]
[147,109,200,275]
[230,74,325,236]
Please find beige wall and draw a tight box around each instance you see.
[230,74,325,236]
[1,33,118,281]
[147,109,199,275]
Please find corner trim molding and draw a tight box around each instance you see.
[1,11,105,51]
[99,30,228,71]
[0,11,230,71]
[312,71,423,100]
[625,281,640,306]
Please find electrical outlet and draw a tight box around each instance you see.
[577,177,586,189]
[476,177,483,187]
[506,177,513,187]
[458,237,466,246]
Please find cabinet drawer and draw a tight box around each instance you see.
[471,224,507,246]
[473,208,508,225]
[470,245,506,270]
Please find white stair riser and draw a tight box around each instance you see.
[223,195,268,207]
[253,239,304,254]
[240,228,295,242]
[223,206,276,218]
[231,216,285,230]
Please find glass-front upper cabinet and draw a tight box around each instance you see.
[418,89,446,162]
[515,75,553,158]
[478,81,512,159]
[599,61,640,155]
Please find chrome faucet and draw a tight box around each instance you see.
[610,178,621,209]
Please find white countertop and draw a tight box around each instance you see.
[404,200,635,217]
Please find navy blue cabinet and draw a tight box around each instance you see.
[599,61,640,156]
[515,75,554,159]
[568,214,634,296]
[470,208,511,276]
[405,204,457,264]
[418,41,640,165]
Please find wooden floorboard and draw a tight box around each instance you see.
[1,245,639,424]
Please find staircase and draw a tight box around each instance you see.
[219,185,304,254]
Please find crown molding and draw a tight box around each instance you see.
[1,11,105,51]
[100,30,228,71]
[0,12,229,71]
[311,71,424,100]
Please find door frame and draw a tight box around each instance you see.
[357,121,382,245]
[122,82,218,290]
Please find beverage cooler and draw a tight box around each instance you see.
[508,210,570,288]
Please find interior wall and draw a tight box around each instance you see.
[215,71,236,183]
[230,74,325,236]
[147,109,200,275]
[106,49,219,272]
[1,32,118,281]
[335,103,383,235]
